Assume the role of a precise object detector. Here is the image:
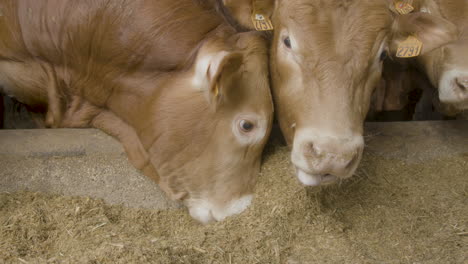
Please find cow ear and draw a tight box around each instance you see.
[195,50,243,109]
[390,12,458,56]
[221,0,275,30]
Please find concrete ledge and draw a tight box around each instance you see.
[0,129,180,209]
[0,121,467,210]
[365,120,468,162]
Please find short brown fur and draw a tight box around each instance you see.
[0,0,273,222]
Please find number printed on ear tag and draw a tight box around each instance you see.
[394,1,414,15]
[396,36,423,58]
[251,12,274,31]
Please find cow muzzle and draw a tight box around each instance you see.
[291,129,364,186]
[439,70,468,110]
[187,195,253,224]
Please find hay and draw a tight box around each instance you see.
[0,143,466,263]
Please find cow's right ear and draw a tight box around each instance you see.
[390,12,458,56]
[221,0,275,30]
[194,50,243,109]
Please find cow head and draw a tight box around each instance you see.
[386,0,467,115]
[417,38,468,114]
[218,0,458,186]
[135,32,273,224]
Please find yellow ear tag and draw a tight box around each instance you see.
[396,35,423,58]
[251,12,274,31]
[394,1,414,15]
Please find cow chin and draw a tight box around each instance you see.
[151,138,261,224]
[296,169,339,187]
[186,195,253,224]
[293,152,362,187]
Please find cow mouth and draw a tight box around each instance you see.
[295,168,338,187]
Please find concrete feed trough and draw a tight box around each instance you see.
[0,128,179,209]
[0,121,466,263]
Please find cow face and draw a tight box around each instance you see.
[417,39,468,114]
[138,32,273,224]
[218,0,458,186]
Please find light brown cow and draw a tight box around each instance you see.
[370,59,445,121]
[370,58,464,121]
[374,1,468,117]
[0,0,273,223]
[369,58,426,120]
[419,39,468,114]
[414,0,468,112]
[218,0,459,186]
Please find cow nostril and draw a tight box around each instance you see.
[304,142,316,156]
[455,77,468,92]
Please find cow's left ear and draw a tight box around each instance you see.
[195,50,243,109]
[221,0,275,30]
[390,12,458,56]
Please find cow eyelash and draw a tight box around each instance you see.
[283,37,291,49]
[379,50,388,61]
[239,119,255,132]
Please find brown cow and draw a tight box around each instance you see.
[369,58,417,121]
[0,0,273,223]
[373,1,468,117]
[217,0,459,186]
[370,59,447,121]
[415,0,468,112]
[419,39,468,114]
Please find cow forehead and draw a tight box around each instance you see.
[276,0,392,63]
[230,70,273,114]
[236,52,273,110]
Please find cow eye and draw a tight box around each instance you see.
[283,37,291,49]
[239,119,255,132]
[380,50,388,61]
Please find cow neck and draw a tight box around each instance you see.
[105,70,193,130]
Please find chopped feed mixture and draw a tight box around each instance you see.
[0,143,467,263]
